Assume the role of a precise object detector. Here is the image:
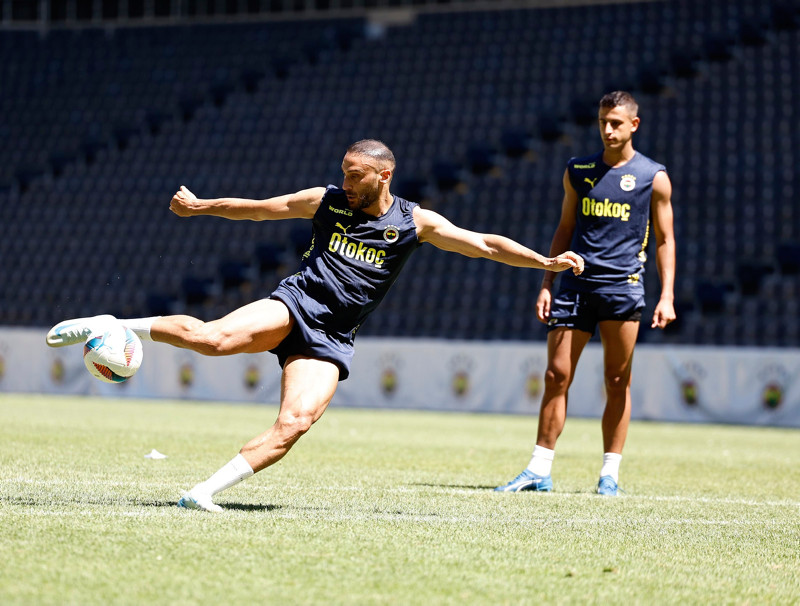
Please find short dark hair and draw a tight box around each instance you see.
[599,91,639,117]
[346,139,396,170]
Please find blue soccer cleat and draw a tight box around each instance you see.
[494,469,553,492]
[596,475,618,496]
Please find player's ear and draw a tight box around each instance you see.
[630,116,640,132]
[379,168,393,184]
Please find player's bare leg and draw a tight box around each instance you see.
[178,355,339,512]
[150,298,294,355]
[47,299,295,355]
[239,355,340,472]
[495,327,591,492]
[536,327,592,449]
[596,319,638,495]
[597,320,638,453]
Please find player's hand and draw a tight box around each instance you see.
[651,298,676,329]
[536,286,553,323]
[170,185,198,217]
[550,251,584,275]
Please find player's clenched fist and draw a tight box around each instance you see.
[170,185,198,217]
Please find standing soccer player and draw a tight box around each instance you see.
[495,91,676,496]
[47,139,584,512]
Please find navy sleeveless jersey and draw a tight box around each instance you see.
[272,185,421,342]
[559,151,666,294]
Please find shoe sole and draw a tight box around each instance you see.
[517,485,552,492]
[177,495,223,513]
[495,482,553,493]
[46,314,116,347]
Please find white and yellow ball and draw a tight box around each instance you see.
[83,324,143,383]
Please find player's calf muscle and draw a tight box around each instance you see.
[151,316,236,355]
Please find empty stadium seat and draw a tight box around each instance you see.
[1,2,799,346]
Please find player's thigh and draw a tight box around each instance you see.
[546,327,591,382]
[597,320,639,377]
[207,298,294,354]
[279,355,340,424]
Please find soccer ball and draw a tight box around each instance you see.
[83,324,143,383]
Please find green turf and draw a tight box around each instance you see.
[0,394,797,605]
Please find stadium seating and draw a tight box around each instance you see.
[1,0,799,347]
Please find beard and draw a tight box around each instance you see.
[347,184,380,210]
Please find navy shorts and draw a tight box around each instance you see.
[268,293,354,381]
[546,288,644,336]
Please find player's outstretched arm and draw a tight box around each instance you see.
[169,186,326,221]
[413,206,584,274]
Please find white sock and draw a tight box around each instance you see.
[525,445,555,477]
[192,453,254,497]
[600,452,622,483]
[119,317,160,341]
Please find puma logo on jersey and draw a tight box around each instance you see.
[335,222,350,233]
[584,177,598,188]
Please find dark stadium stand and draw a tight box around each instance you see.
[1,0,799,345]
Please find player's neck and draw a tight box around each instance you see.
[362,191,394,217]
[602,145,636,168]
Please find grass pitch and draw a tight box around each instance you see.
[0,394,797,605]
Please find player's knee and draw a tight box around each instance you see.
[191,324,240,356]
[604,372,630,395]
[276,409,315,440]
[544,366,571,391]
[177,319,220,355]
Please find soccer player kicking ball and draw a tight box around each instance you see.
[48,139,584,512]
[495,92,676,496]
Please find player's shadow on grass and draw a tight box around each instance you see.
[143,500,281,512]
[412,482,498,491]
[223,502,281,512]
[412,482,588,494]
[0,494,282,511]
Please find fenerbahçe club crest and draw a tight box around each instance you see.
[383,225,400,243]
[619,174,636,191]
